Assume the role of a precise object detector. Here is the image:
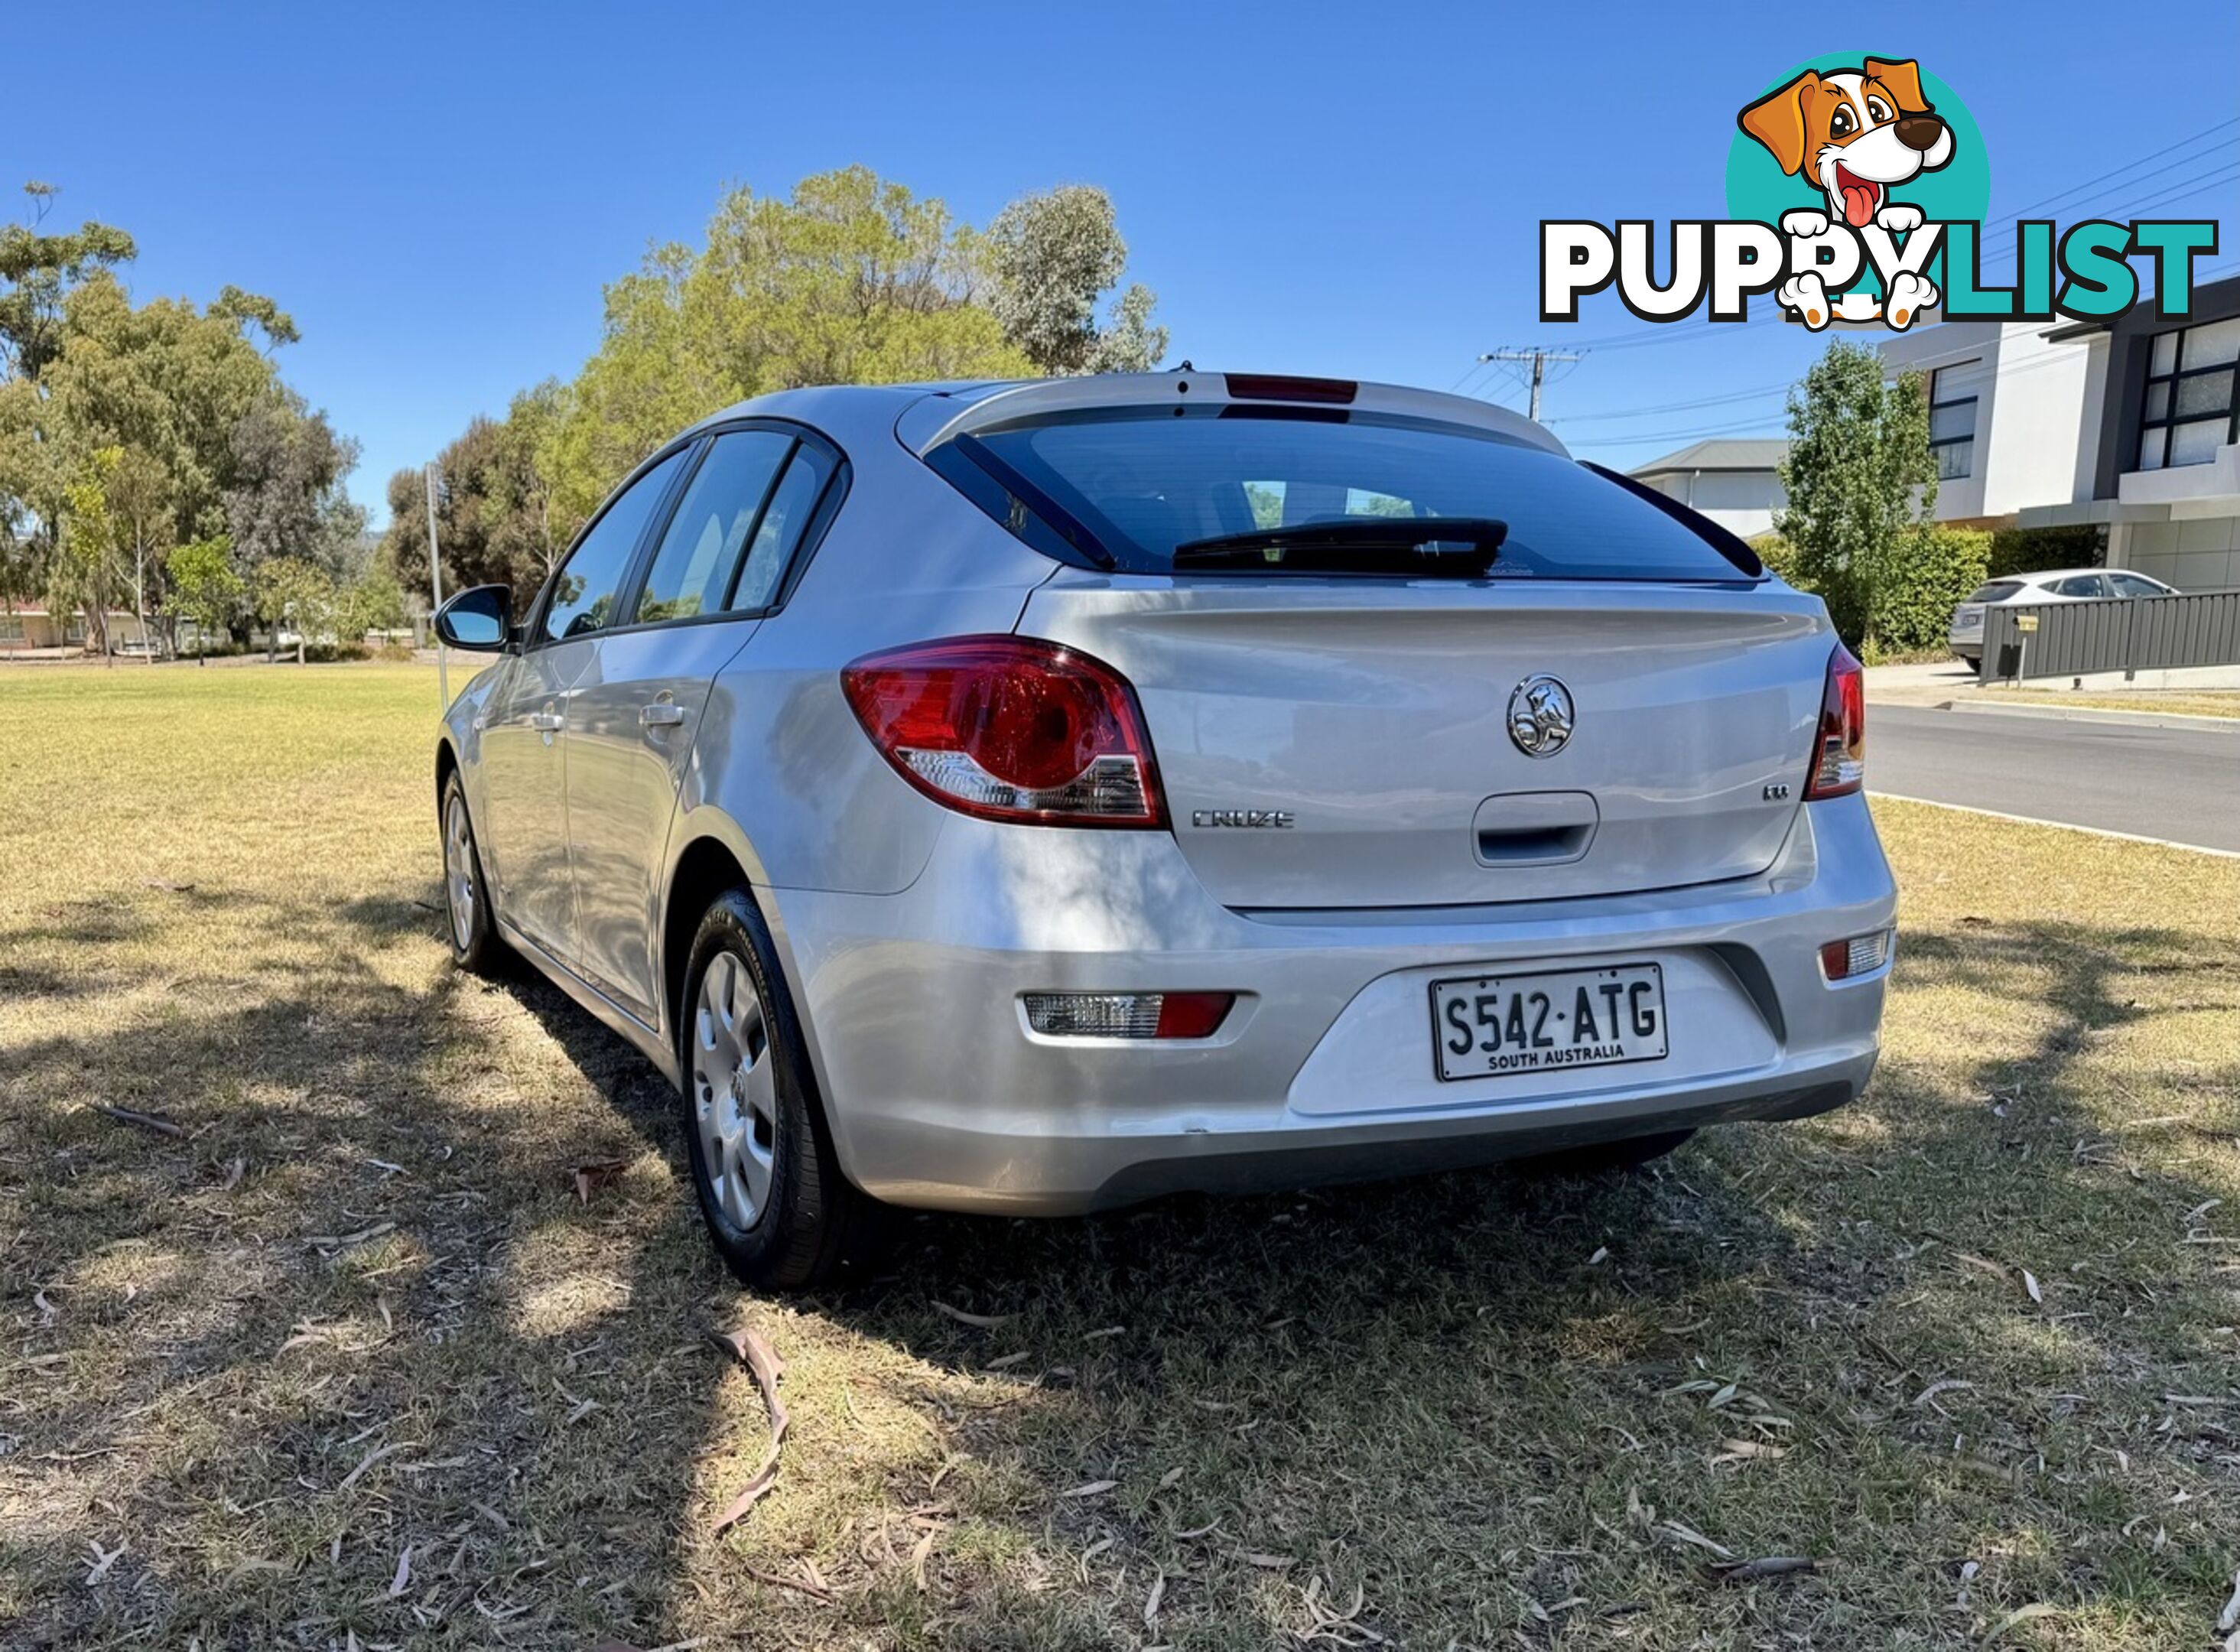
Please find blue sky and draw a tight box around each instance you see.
[20,1,2238,526]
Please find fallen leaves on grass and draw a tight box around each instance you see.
[1709,1439,1789,1467]
[1059,1478,1118,1499]
[93,1104,185,1139]
[1984,1602,2059,1641]
[572,1158,630,1205]
[1913,1378,1975,1412]
[931,1300,1013,1329]
[1709,1556,1819,1584]
[1656,1520,1734,1559]
[333,1438,419,1494]
[141,879,195,893]
[1297,1574,1383,1647]
[706,1325,789,1534]
[82,1539,125,1585]
[304,1221,395,1250]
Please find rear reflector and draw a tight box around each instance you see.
[1022,991,1235,1039]
[1804,642,1865,799]
[842,636,1165,828]
[1819,931,1891,980]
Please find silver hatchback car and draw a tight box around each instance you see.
[433,372,1897,1286]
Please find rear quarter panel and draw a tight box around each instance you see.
[673,413,1061,896]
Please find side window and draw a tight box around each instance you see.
[2056,574,2109,598]
[2111,573,2166,597]
[542,448,686,642]
[730,443,837,612]
[632,431,794,624]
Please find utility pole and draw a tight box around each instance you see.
[1477,347,1585,422]
[425,463,447,711]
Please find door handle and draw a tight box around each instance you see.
[640,704,686,729]
[528,711,565,733]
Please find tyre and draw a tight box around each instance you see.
[678,889,874,1289]
[1520,1128,1694,1179]
[440,771,506,975]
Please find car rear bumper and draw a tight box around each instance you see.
[761,793,1897,1215]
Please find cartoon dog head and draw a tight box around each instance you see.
[1738,58,1953,227]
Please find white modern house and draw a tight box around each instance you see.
[1627,439,1789,538]
[1880,274,2240,592]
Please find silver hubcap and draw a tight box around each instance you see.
[695,951,778,1229]
[444,794,477,951]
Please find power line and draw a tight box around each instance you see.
[1475,347,1583,421]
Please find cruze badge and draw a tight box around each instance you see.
[1507,675,1575,758]
[1192,809,1296,829]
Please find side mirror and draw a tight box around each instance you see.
[434,584,513,652]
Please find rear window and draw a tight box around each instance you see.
[1965,580,2027,603]
[926,405,1762,582]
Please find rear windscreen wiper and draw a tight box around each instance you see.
[1172,516,1506,575]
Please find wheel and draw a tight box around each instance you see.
[678,889,874,1289]
[1519,1128,1694,1179]
[440,772,506,975]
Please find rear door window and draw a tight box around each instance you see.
[632,430,793,623]
[928,405,1760,582]
[2054,574,2111,597]
[730,443,837,613]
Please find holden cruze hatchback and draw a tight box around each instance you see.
[432,372,1897,1287]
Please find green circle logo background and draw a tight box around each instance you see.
[1724,54,1990,241]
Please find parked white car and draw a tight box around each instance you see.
[1949,567,2177,669]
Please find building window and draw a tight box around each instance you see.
[0,616,23,645]
[1928,360,1983,480]
[2137,316,2240,471]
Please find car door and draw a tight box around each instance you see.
[477,445,690,963]
[565,425,840,1021]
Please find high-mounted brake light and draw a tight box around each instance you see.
[841,636,1166,827]
[1803,643,1865,799]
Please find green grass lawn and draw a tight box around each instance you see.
[2,662,2235,1651]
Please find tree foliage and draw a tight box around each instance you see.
[385,167,1166,600]
[167,534,245,661]
[0,183,355,655]
[986,186,1167,376]
[1775,342,1938,655]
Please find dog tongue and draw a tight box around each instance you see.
[1842,184,1878,227]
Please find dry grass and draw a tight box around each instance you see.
[2,662,2235,1651]
[1975,689,2240,720]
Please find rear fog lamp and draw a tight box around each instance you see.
[1022,991,1235,1039]
[1819,931,1892,980]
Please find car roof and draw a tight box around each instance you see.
[2009,568,2125,584]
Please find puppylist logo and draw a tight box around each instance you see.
[1543,54,2219,333]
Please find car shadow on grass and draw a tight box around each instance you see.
[3,893,2235,1650]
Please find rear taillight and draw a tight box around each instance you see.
[1804,643,1865,799]
[841,636,1166,827]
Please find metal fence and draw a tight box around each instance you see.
[1982,589,2240,682]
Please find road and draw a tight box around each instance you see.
[1869,706,2240,853]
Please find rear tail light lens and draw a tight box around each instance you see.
[1804,642,1865,798]
[1022,991,1235,1039]
[1819,931,1891,980]
[842,636,1166,827]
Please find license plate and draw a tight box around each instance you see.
[1430,963,1668,1082]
